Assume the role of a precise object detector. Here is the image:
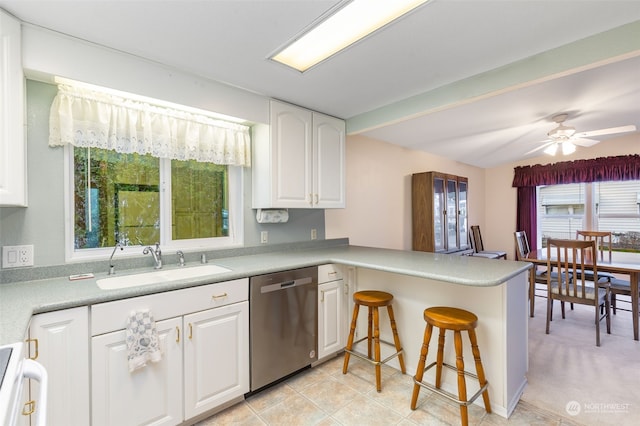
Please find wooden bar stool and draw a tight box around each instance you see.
[411,307,491,426]
[342,290,406,392]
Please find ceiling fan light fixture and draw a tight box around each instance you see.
[562,141,576,155]
[269,0,430,72]
[544,143,558,156]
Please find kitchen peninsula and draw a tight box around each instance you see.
[0,241,531,420]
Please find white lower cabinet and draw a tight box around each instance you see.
[92,317,183,426]
[23,307,90,426]
[91,278,249,426]
[183,303,249,419]
[318,264,348,359]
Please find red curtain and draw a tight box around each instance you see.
[512,154,640,187]
[512,155,640,253]
[516,186,537,252]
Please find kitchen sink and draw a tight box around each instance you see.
[96,264,232,290]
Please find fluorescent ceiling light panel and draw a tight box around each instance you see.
[271,0,429,72]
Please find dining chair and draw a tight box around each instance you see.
[545,238,611,346]
[514,230,548,297]
[470,225,507,259]
[575,230,613,262]
[575,230,635,314]
[607,277,634,314]
[575,230,616,285]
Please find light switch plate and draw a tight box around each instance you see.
[2,245,34,268]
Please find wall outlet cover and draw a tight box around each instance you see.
[2,245,34,268]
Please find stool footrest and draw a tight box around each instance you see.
[413,361,489,407]
[345,336,404,366]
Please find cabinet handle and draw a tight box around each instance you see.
[176,326,180,343]
[22,400,36,416]
[314,194,319,204]
[188,323,193,340]
[212,293,228,300]
[320,290,324,302]
[25,338,38,360]
[344,282,349,295]
[328,271,337,276]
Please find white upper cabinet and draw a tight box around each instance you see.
[252,100,345,209]
[0,9,26,207]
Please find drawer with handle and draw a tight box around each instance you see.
[91,278,248,335]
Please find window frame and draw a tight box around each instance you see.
[63,145,244,262]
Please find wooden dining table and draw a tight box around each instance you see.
[524,249,640,340]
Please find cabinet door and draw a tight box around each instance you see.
[446,177,459,251]
[183,301,249,419]
[458,178,469,249]
[0,10,26,206]
[26,307,89,426]
[92,317,183,426]
[270,100,313,207]
[313,112,345,208]
[433,175,446,252]
[318,280,344,359]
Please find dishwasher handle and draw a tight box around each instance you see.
[260,276,314,293]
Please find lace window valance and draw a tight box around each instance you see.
[49,84,251,166]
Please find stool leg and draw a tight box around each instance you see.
[387,305,406,374]
[373,306,382,392]
[411,323,433,410]
[343,303,360,374]
[367,307,373,359]
[454,330,469,426]
[468,328,492,413]
[435,327,446,388]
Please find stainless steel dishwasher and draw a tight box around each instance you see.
[249,266,318,391]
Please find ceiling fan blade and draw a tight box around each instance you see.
[524,140,554,156]
[571,137,600,147]
[575,125,637,138]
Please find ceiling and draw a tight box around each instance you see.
[1,0,639,169]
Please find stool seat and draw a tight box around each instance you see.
[424,307,478,331]
[353,290,394,307]
[343,290,405,392]
[411,306,491,426]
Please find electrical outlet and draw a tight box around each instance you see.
[311,229,317,240]
[2,245,34,268]
[260,231,268,244]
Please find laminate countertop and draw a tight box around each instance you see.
[0,244,531,345]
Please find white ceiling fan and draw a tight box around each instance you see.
[531,113,636,156]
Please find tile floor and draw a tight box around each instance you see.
[196,354,582,426]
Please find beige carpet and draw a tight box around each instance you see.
[522,295,640,425]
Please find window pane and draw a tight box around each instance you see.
[171,160,229,240]
[595,181,640,251]
[538,183,585,245]
[73,147,160,249]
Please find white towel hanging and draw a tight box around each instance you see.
[126,310,162,372]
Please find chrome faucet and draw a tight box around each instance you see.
[108,243,124,275]
[143,243,163,269]
[177,250,185,267]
